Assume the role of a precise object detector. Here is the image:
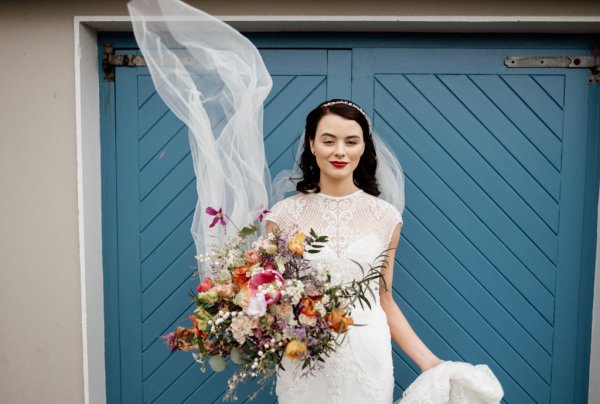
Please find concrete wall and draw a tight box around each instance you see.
[0,1,598,403]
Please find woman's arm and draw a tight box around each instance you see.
[379,223,443,372]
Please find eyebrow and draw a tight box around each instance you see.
[319,132,361,139]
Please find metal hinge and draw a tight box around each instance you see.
[102,43,147,82]
[102,42,195,82]
[505,46,600,84]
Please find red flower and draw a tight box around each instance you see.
[263,261,276,271]
[206,207,226,228]
[197,277,213,293]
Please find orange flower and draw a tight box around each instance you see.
[284,339,308,359]
[232,266,251,286]
[299,297,318,317]
[189,315,203,337]
[325,309,354,333]
[288,231,306,256]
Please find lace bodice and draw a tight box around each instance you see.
[266,189,402,258]
[266,190,402,404]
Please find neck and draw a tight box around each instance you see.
[318,177,360,197]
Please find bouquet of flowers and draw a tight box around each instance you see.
[162,208,386,401]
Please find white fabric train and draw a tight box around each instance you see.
[398,361,504,404]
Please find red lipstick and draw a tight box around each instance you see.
[330,161,348,168]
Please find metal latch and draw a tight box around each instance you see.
[505,47,600,84]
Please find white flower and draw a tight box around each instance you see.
[299,313,317,326]
[246,295,267,317]
[230,316,253,345]
[314,301,326,316]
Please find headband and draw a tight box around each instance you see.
[322,99,373,135]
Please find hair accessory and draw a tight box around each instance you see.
[322,99,373,134]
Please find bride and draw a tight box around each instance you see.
[265,99,443,403]
[128,0,504,402]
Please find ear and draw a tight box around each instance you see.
[309,139,315,154]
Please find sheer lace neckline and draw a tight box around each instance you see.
[310,189,363,200]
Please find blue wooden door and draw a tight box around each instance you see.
[101,34,599,403]
[350,45,598,404]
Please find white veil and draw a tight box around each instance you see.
[128,0,273,277]
[127,0,405,278]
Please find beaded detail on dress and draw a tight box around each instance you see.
[265,190,403,404]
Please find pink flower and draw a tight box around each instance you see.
[214,283,236,300]
[245,250,260,265]
[248,270,284,305]
[205,207,226,228]
[160,331,178,352]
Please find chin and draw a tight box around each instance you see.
[321,170,353,181]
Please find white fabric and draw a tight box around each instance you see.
[128,0,273,278]
[398,361,504,404]
[266,190,402,404]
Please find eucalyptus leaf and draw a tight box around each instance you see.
[230,346,246,365]
[208,355,227,372]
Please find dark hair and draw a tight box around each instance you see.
[295,99,380,196]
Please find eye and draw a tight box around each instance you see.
[346,140,358,145]
[323,140,335,145]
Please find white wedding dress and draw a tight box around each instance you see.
[265,189,402,404]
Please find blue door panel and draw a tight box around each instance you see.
[352,45,597,404]
[101,34,599,403]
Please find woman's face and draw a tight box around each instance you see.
[310,113,365,183]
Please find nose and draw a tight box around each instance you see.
[334,142,346,158]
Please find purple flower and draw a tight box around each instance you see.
[308,336,319,347]
[258,209,271,223]
[206,206,226,228]
[295,327,307,340]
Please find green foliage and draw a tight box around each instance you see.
[238,224,259,238]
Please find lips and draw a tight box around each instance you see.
[330,161,348,168]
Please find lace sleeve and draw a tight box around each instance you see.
[384,203,403,247]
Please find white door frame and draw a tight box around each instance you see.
[74,15,600,404]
